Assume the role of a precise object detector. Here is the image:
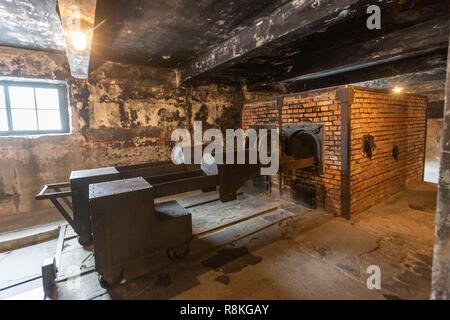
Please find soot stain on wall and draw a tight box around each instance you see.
[0,47,266,222]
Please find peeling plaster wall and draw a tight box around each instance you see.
[0,47,257,230]
[431,38,450,300]
[426,119,444,161]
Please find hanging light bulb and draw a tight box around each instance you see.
[70,31,87,51]
[392,86,404,94]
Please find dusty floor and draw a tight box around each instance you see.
[0,239,56,299]
[0,183,437,300]
[111,182,437,300]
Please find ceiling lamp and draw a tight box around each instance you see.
[392,86,404,94]
[70,31,88,51]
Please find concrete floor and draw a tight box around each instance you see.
[0,239,56,300]
[0,183,437,300]
[108,183,436,300]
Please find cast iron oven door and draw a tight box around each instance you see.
[283,123,324,173]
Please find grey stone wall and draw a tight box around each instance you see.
[432,37,450,300]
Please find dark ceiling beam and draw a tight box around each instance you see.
[354,67,447,118]
[284,47,444,82]
[58,0,97,79]
[280,17,449,83]
[354,68,446,89]
[180,0,368,83]
[354,68,446,100]
[284,49,448,93]
[199,1,450,87]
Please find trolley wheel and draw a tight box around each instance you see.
[77,234,92,247]
[98,271,123,289]
[167,245,190,261]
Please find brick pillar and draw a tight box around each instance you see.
[431,37,450,299]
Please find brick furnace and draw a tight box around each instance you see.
[242,86,427,218]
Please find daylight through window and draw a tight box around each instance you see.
[0,81,69,135]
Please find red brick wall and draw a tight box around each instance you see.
[350,87,427,215]
[242,86,427,218]
[242,89,343,216]
[242,100,278,130]
[282,90,343,216]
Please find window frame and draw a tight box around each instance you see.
[0,80,70,136]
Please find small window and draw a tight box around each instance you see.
[0,81,69,136]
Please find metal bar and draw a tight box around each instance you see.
[35,184,49,200]
[276,96,284,196]
[36,190,72,200]
[54,225,66,273]
[337,87,354,219]
[50,198,77,231]
[55,267,96,283]
[144,169,204,184]
[33,87,39,131]
[3,83,13,133]
[279,156,315,172]
[0,275,42,292]
[35,182,71,200]
[281,46,447,82]
[193,205,278,237]
[119,163,189,179]
[53,187,73,210]
[153,175,218,198]
[116,160,174,171]
[422,97,429,182]
[47,182,70,188]
[183,191,244,209]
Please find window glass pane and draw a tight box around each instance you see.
[37,110,61,130]
[0,86,5,109]
[0,109,8,131]
[11,109,37,131]
[35,88,59,109]
[9,86,35,109]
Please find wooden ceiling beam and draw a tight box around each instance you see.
[280,17,449,83]
[180,0,367,84]
[283,49,448,93]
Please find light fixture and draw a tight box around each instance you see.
[70,31,87,51]
[392,86,404,94]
